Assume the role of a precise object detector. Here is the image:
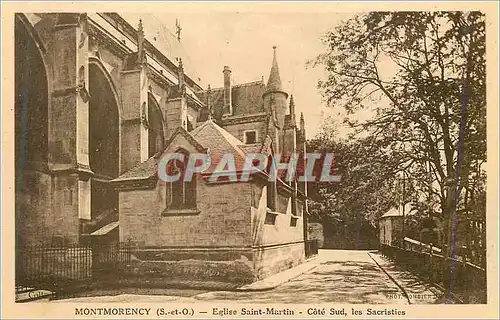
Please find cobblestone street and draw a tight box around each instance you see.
[55,250,440,304]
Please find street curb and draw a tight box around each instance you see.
[50,278,242,300]
[236,256,323,292]
[367,251,412,304]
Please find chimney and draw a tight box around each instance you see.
[223,66,232,114]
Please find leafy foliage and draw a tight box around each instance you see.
[307,132,400,228]
[310,11,486,253]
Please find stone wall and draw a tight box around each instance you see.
[250,183,305,279]
[253,242,305,280]
[251,183,304,247]
[119,180,307,283]
[221,120,268,145]
[17,170,82,246]
[119,179,252,247]
[119,179,256,283]
[124,257,255,284]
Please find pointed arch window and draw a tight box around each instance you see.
[148,93,166,157]
[166,149,197,211]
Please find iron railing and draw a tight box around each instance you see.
[15,242,133,289]
[16,244,93,287]
[380,242,486,303]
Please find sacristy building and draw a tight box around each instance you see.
[15,12,310,283]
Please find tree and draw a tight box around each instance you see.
[311,11,486,263]
[308,127,400,228]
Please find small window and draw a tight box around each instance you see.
[265,211,277,225]
[290,216,298,227]
[244,130,257,144]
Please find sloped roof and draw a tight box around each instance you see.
[113,155,158,181]
[112,120,269,183]
[118,13,202,85]
[380,203,415,218]
[381,207,403,218]
[232,81,266,115]
[197,80,266,121]
[91,221,119,236]
[190,119,247,174]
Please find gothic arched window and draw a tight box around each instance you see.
[166,149,197,210]
[148,93,166,157]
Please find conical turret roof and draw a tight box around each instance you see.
[266,46,283,92]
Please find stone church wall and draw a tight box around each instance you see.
[118,179,256,283]
[250,183,305,280]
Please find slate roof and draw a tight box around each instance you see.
[196,80,266,121]
[112,120,270,182]
[190,119,247,174]
[112,155,158,181]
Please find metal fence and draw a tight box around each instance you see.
[92,241,132,275]
[15,242,133,289]
[402,237,486,269]
[380,242,487,303]
[16,244,93,287]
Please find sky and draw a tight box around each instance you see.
[122,12,356,139]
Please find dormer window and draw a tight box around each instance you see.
[244,130,257,144]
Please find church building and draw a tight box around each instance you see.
[15,12,309,284]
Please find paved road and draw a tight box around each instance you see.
[195,250,407,304]
[56,250,414,304]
